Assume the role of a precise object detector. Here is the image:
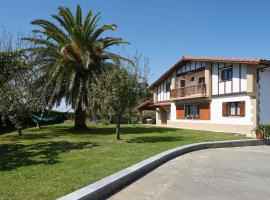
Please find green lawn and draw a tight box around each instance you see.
[0,123,247,200]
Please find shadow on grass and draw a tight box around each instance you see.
[2,125,180,141]
[45,125,179,136]
[127,135,186,143]
[0,128,15,135]
[0,141,99,171]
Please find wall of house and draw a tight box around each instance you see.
[259,67,270,124]
[176,70,205,87]
[153,61,259,135]
[211,95,253,125]
[156,61,207,102]
[176,61,206,74]
[212,63,247,95]
[157,78,171,102]
[168,95,254,125]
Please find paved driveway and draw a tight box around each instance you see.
[109,146,270,200]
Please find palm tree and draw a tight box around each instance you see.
[25,5,129,129]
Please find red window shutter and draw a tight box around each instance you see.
[199,103,210,120]
[222,102,228,117]
[240,101,245,117]
[176,105,185,119]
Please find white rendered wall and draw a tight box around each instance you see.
[157,78,171,102]
[177,61,206,74]
[170,103,177,121]
[210,95,253,125]
[167,95,254,125]
[259,68,270,124]
[212,63,247,95]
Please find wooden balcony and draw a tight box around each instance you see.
[170,84,207,100]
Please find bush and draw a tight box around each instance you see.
[99,119,110,126]
[263,125,270,140]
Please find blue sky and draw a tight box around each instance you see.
[1,0,270,111]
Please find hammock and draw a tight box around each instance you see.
[30,110,69,124]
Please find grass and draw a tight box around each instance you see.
[0,122,248,200]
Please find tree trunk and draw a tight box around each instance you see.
[74,103,87,130]
[115,111,121,140]
[17,127,22,136]
[15,113,23,136]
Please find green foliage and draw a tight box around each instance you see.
[88,52,151,126]
[0,50,38,133]
[24,5,129,128]
[104,68,138,115]
[142,110,156,123]
[253,125,270,141]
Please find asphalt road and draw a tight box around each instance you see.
[109,146,270,200]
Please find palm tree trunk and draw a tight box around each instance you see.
[74,103,87,129]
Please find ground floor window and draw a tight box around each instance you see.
[228,102,240,116]
[185,105,199,119]
[222,101,245,117]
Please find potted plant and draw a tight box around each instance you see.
[193,115,199,119]
[186,114,191,119]
[253,125,265,140]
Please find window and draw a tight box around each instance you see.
[228,102,240,116]
[222,101,245,117]
[185,105,199,119]
[199,77,205,84]
[180,80,185,87]
[220,67,232,81]
[165,82,170,92]
[190,77,195,82]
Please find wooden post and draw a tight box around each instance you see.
[139,111,143,124]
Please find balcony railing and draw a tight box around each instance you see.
[170,84,206,99]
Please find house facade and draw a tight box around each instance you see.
[138,56,270,135]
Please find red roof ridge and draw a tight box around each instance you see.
[181,55,260,62]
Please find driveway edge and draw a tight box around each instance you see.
[58,139,265,200]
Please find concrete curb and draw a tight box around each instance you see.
[58,139,265,200]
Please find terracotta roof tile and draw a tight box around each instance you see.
[182,56,261,63]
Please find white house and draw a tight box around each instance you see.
[137,56,270,135]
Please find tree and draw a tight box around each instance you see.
[0,51,37,135]
[102,68,138,139]
[24,5,129,129]
[0,28,39,135]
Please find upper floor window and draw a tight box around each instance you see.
[220,67,232,81]
[190,77,195,82]
[199,77,205,84]
[180,80,185,87]
[165,82,170,92]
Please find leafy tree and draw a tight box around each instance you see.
[24,5,129,129]
[0,28,40,135]
[0,51,37,135]
[89,52,151,125]
[101,68,138,139]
